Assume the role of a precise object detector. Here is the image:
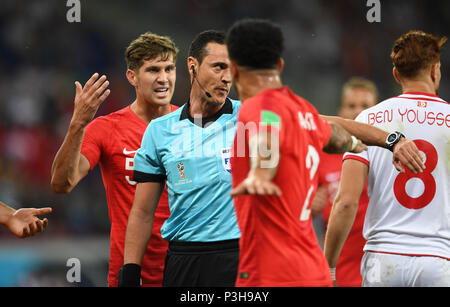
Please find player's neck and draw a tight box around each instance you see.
[401,80,438,96]
[130,99,171,124]
[238,71,283,102]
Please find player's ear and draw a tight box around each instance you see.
[392,67,401,84]
[230,62,239,81]
[430,62,440,83]
[278,58,285,74]
[126,69,137,87]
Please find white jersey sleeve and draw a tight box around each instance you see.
[343,92,450,260]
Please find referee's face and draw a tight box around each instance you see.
[197,42,232,104]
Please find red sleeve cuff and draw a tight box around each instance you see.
[343,154,370,166]
[80,147,98,172]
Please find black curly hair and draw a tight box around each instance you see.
[226,19,284,70]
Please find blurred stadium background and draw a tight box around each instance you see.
[0,0,448,286]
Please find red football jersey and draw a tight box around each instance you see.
[81,105,176,287]
[231,87,333,287]
[318,152,369,287]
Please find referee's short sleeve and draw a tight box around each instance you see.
[133,122,166,183]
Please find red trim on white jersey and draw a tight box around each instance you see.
[397,92,448,104]
[403,91,440,98]
[343,155,370,166]
[366,250,450,261]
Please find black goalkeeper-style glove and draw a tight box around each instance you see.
[118,263,141,287]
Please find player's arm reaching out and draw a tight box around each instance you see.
[323,121,366,154]
[323,158,368,286]
[231,121,366,196]
[51,73,110,193]
[231,130,283,196]
[119,182,164,287]
[321,115,424,174]
[0,201,52,238]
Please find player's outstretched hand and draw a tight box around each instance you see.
[392,138,425,174]
[230,172,282,197]
[6,207,52,238]
[72,73,111,127]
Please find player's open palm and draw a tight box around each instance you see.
[6,207,52,238]
[72,73,111,126]
[231,174,282,197]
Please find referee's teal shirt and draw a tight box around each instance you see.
[133,98,241,242]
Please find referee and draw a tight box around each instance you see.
[118,30,241,287]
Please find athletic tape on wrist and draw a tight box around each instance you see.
[330,267,336,281]
[350,136,358,151]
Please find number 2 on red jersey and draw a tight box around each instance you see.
[300,145,320,221]
[394,139,438,210]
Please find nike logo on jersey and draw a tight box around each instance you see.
[123,148,137,156]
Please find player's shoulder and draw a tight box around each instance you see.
[239,86,315,118]
[241,87,286,111]
[396,92,449,104]
[358,92,449,118]
[87,106,130,129]
[380,92,449,110]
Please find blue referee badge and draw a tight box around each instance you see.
[221,148,232,173]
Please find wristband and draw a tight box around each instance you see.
[350,136,358,151]
[118,263,141,287]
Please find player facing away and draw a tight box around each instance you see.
[312,77,379,286]
[324,30,450,287]
[51,32,179,286]
[120,31,241,287]
[227,19,426,287]
[0,201,51,238]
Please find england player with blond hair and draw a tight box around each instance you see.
[324,30,449,287]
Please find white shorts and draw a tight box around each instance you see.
[361,252,450,287]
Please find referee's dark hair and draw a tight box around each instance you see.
[226,19,284,70]
[189,30,226,64]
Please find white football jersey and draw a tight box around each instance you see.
[344,92,450,260]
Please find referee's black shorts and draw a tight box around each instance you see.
[162,239,239,287]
